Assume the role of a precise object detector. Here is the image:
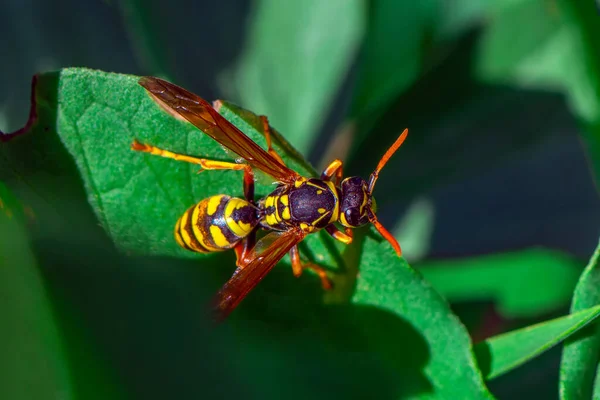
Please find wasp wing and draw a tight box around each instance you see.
[211,228,306,322]
[139,76,299,183]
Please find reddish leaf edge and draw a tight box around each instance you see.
[0,74,38,141]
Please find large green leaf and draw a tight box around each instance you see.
[475,304,600,380]
[418,249,581,318]
[0,68,328,262]
[560,239,600,399]
[0,182,72,399]
[2,68,494,398]
[352,234,493,399]
[230,0,365,154]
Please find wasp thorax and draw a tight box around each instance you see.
[339,176,370,228]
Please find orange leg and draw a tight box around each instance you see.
[325,224,353,245]
[321,159,344,185]
[260,115,287,166]
[289,245,332,290]
[232,230,257,268]
[131,139,255,201]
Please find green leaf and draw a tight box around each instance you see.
[351,0,438,122]
[476,0,600,186]
[0,182,72,399]
[2,68,326,260]
[229,0,365,153]
[0,68,354,317]
[3,68,495,398]
[475,304,600,380]
[352,232,493,399]
[418,249,581,318]
[560,239,600,399]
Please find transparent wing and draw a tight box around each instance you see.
[139,76,299,183]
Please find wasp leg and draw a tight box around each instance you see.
[325,224,353,244]
[289,245,332,290]
[131,139,255,201]
[233,230,258,268]
[260,115,287,166]
[321,159,344,185]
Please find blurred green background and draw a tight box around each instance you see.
[2,0,600,399]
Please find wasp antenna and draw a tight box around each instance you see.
[368,210,402,257]
[368,128,408,194]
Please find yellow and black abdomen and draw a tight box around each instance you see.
[175,195,259,253]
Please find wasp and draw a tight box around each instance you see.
[132,77,407,321]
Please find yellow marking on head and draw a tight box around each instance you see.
[206,196,223,216]
[282,207,291,220]
[317,190,323,195]
[340,212,349,227]
[210,225,230,248]
[318,208,326,214]
[280,195,289,206]
[360,188,369,213]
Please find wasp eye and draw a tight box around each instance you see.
[345,208,363,227]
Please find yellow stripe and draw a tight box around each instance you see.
[281,206,291,220]
[224,198,237,218]
[191,202,218,251]
[313,209,331,226]
[180,209,205,252]
[265,196,275,208]
[210,225,230,248]
[280,195,289,206]
[294,177,307,188]
[206,195,223,216]
[274,199,282,222]
[266,213,278,226]
[230,219,252,236]
[340,212,349,226]
[360,188,368,213]
[306,180,325,189]
[324,180,340,223]
[225,199,253,237]
[174,217,186,248]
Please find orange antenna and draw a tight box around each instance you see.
[367,128,408,194]
[368,209,402,257]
